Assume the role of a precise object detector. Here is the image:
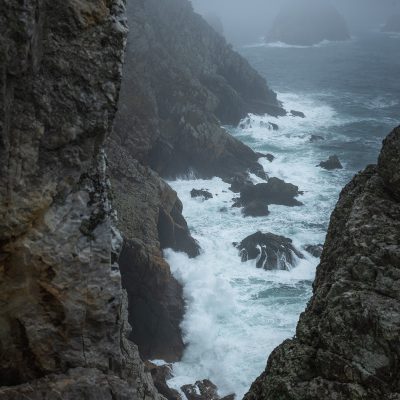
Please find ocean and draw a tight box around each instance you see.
[162,30,400,398]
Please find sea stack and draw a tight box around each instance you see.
[266,0,350,46]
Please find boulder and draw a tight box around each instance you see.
[266,0,350,46]
[242,201,270,217]
[181,380,235,400]
[290,110,306,118]
[240,177,303,207]
[191,189,213,200]
[304,244,324,258]
[236,231,304,270]
[318,155,343,170]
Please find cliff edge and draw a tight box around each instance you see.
[244,126,400,400]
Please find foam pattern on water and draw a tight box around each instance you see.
[164,93,354,398]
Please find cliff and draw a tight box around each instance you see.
[266,0,350,46]
[113,0,285,180]
[244,127,400,399]
[0,0,161,398]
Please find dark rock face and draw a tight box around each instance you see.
[145,362,182,400]
[107,156,199,362]
[382,14,400,33]
[236,232,304,270]
[304,244,324,258]
[319,155,343,170]
[244,127,400,400]
[242,201,270,218]
[114,0,285,180]
[266,0,350,46]
[240,177,304,207]
[290,110,306,118]
[0,1,161,398]
[182,380,234,400]
[191,189,214,200]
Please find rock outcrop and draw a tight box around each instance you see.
[266,0,350,46]
[382,14,400,33]
[236,232,304,270]
[114,0,285,180]
[244,126,400,400]
[0,0,161,398]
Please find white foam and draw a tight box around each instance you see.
[164,92,350,398]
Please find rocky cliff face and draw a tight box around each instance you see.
[0,0,161,398]
[244,126,400,400]
[113,0,285,180]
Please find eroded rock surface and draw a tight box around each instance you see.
[244,127,400,400]
[0,1,161,398]
[114,0,285,180]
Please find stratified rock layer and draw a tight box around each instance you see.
[0,0,160,398]
[244,126,400,399]
[114,0,285,180]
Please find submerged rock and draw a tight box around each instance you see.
[266,0,350,46]
[240,177,303,207]
[191,189,213,200]
[244,126,400,399]
[318,155,343,170]
[236,231,304,270]
[304,243,324,258]
[290,110,306,118]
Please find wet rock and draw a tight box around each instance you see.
[236,231,304,270]
[318,155,343,170]
[181,380,234,400]
[240,177,303,207]
[115,0,285,181]
[242,201,270,217]
[290,110,306,118]
[244,126,400,399]
[304,244,324,258]
[266,0,350,46]
[191,189,213,200]
[145,362,181,400]
[309,134,325,142]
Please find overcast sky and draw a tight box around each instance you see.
[190,0,400,44]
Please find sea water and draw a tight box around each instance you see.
[163,30,400,398]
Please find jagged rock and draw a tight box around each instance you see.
[244,126,400,399]
[107,156,200,362]
[114,0,285,180]
[381,14,400,33]
[182,380,234,400]
[225,173,255,193]
[236,232,304,270]
[240,177,303,207]
[318,155,343,170]
[0,0,161,398]
[145,362,181,400]
[290,110,306,118]
[242,201,270,218]
[304,244,324,258]
[191,189,213,200]
[309,134,325,142]
[266,0,350,46]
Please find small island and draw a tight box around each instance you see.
[266,0,350,46]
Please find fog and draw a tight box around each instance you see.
[190,0,400,44]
